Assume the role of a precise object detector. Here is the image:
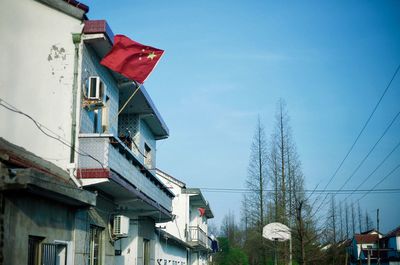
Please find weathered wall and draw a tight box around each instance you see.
[0,0,83,170]
[74,194,116,265]
[80,45,119,136]
[3,192,75,265]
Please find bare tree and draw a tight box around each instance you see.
[331,196,337,244]
[221,211,237,245]
[351,202,356,236]
[339,202,344,241]
[242,117,268,265]
[364,210,374,231]
[358,202,363,233]
[345,202,350,239]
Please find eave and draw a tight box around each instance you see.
[183,188,214,219]
[82,20,169,139]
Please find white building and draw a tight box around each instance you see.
[1,1,175,265]
[156,169,216,265]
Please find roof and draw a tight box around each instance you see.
[157,229,192,249]
[82,20,169,139]
[183,188,214,219]
[384,225,400,238]
[361,229,381,235]
[0,138,96,207]
[354,234,379,244]
[156,168,186,188]
[37,0,88,20]
[63,0,89,13]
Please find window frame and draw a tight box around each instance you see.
[88,225,103,265]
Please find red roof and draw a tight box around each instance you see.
[354,234,379,244]
[63,0,89,13]
[384,225,400,238]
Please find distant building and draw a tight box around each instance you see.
[156,169,216,265]
[348,228,400,265]
[381,226,400,264]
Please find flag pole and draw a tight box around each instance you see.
[108,80,141,132]
[117,80,141,116]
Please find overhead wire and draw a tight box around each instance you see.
[306,63,400,218]
[198,187,400,194]
[306,63,400,202]
[342,139,400,202]
[352,162,400,206]
[0,97,106,170]
[337,109,400,191]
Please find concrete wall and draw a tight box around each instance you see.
[0,0,83,170]
[115,218,157,265]
[157,180,189,242]
[80,45,119,136]
[74,195,116,265]
[3,192,75,265]
[155,234,187,265]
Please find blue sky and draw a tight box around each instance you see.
[89,1,400,233]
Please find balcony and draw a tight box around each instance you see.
[187,226,212,250]
[77,134,173,219]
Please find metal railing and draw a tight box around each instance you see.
[78,134,172,211]
[187,226,212,249]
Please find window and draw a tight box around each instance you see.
[88,77,104,100]
[101,96,110,133]
[55,244,67,265]
[28,236,43,265]
[144,143,152,168]
[89,226,103,265]
[143,239,150,265]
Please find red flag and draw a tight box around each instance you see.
[100,35,164,84]
[198,208,206,217]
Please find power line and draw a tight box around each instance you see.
[308,63,400,201]
[338,109,400,191]
[343,139,400,202]
[198,187,400,194]
[307,65,400,218]
[310,108,400,219]
[353,162,400,205]
[0,98,105,170]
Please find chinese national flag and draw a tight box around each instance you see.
[100,34,164,84]
[198,208,206,217]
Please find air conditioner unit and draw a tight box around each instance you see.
[88,76,104,100]
[113,215,129,238]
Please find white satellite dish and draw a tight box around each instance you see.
[263,222,291,242]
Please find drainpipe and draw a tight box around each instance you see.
[70,33,81,163]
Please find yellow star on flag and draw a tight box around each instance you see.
[147,52,157,60]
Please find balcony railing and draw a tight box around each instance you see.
[78,134,172,211]
[187,226,212,250]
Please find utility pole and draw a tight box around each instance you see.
[377,209,380,265]
[376,209,380,232]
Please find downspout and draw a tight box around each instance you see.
[70,33,81,163]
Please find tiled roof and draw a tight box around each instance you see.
[63,0,89,13]
[384,225,400,238]
[83,20,115,44]
[354,234,379,244]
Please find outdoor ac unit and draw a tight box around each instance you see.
[88,76,104,100]
[113,215,129,238]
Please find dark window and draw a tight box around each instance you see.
[144,143,152,167]
[28,236,43,265]
[143,239,150,265]
[89,226,102,265]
